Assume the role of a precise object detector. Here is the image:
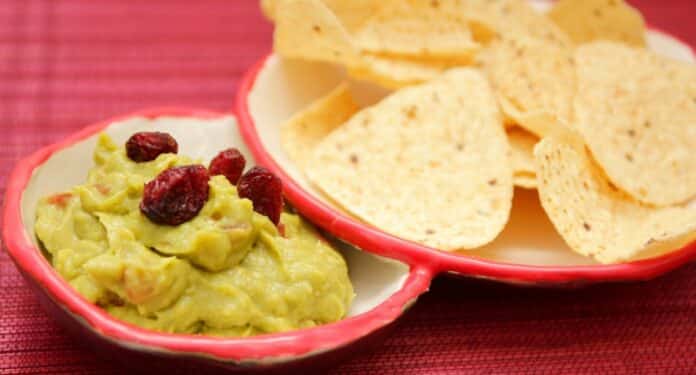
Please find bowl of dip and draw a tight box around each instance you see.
[2,107,432,372]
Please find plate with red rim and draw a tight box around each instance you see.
[2,107,433,372]
[234,27,696,286]
[4,4,696,372]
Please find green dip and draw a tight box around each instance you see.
[35,134,354,336]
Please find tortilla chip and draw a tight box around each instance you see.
[534,136,696,264]
[484,35,575,137]
[281,83,360,170]
[307,69,513,250]
[352,1,480,60]
[549,0,646,47]
[272,0,471,89]
[260,0,276,20]
[348,54,464,89]
[574,42,696,206]
[463,0,571,47]
[320,0,377,32]
[507,127,539,189]
[272,0,361,66]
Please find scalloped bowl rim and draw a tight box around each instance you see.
[234,27,696,285]
[2,107,433,364]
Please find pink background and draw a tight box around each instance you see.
[1,1,695,374]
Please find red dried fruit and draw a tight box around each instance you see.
[209,148,246,185]
[126,132,178,162]
[237,166,283,225]
[140,165,210,225]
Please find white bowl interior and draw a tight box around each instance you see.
[247,30,695,267]
[20,115,410,317]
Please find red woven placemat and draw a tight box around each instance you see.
[1,1,695,374]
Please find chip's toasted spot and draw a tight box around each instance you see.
[627,129,636,137]
[426,229,436,235]
[488,179,498,186]
[403,105,418,119]
[349,153,359,164]
[312,24,321,33]
[583,222,592,231]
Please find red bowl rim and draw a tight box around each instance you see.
[234,27,696,285]
[2,107,433,362]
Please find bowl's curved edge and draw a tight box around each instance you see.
[233,31,696,286]
[1,107,433,364]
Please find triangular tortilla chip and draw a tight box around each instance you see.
[574,42,696,206]
[463,0,572,47]
[484,35,576,137]
[352,1,480,60]
[281,83,360,169]
[549,0,646,47]
[273,0,361,66]
[534,136,696,264]
[307,69,513,250]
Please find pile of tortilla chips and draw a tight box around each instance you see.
[265,0,696,264]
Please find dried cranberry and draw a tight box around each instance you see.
[126,132,178,162]
[140,165,210,225]
[238,166,283,225]
[209,148,246,185]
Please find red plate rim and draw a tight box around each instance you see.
[2,107,433,362]
[234,28,696,285]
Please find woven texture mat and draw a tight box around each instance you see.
[1,1,695,374]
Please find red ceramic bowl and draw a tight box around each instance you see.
[234,28,696,287]
[2,107,432,372]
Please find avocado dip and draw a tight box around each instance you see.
[35,134,354,336]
